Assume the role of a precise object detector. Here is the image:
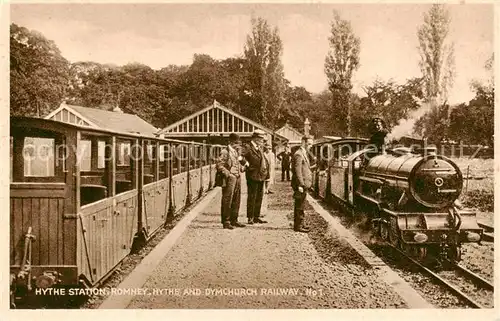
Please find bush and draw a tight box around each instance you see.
[462,189,494,212]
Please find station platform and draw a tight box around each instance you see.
[99,178,432,309]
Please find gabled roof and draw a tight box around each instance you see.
[45,103,159,136]
[158,100,288,141]
[275,123,304,141]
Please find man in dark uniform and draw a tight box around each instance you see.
[241,129,269,224]
[291,135,314,233]
[277,143,292,181]
[216,133,246,229]
[366,117,388,161]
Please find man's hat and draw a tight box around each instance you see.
[228,133,241,143]
[252,129,266,139]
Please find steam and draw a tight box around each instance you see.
[387,100,432,142]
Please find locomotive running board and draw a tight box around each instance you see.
[355,192,382,210]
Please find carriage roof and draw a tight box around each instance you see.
[10,116,221,147]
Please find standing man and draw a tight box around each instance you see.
[241,129,269,224]
[263,141,275,194]
[291,135,314,233]
[216,133,246,229]
[277,143,292,181]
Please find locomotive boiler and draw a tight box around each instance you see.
[312,137,483,263]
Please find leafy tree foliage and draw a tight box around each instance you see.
[324,11,361,136]
[417,4,455,104]
[448,55,494,146]
[349,78,424,138]
[413,55,493,146]
[10,23,70,117]
[244,17,286,128]
[11,20,491,146]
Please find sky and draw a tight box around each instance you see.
[9,2,494,104]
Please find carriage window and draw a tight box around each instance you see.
[98,141,105,169]
[118,142,131,166]
[23,137,55,177]
[147,145,153,162]
[159,145,165,162]
[78,140,91,171]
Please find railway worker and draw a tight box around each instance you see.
[241,129,269,224]
[277,143,292,181]
[291,135,314,233]
[368,117,388,154]
[366,117,389,162]
[216,133,246,230]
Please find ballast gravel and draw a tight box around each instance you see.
[127,180,407,309]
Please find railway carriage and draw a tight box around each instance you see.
[311,137,483,262]
[10,116,222,305]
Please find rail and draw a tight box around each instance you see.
[478,222,494,242]
[389,244,492,309]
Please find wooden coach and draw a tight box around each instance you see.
[312,138,369,201]
[10,116,222,293]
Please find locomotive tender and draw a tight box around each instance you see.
[10,116,223,306]
[312,137,483,262]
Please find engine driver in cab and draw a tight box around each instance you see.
[366,117,388,161]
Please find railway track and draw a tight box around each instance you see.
[389,244,494,308]
[478,222,494,242]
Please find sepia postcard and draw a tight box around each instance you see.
[2,1,498,320]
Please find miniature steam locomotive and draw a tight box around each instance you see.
[312,138,483,262]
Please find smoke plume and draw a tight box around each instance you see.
[387,100,433,142]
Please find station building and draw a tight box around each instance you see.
[156,100,289,146]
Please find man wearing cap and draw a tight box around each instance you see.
[277,143,292,181]
[216,133,246,229]
[291,135,314,233]
[241,129,269,224]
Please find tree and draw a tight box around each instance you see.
[417,4,455,104]
[244,17,286,128]
[324,10,361,136]
[278,84,313,131]
[448,55,494,146]
[10,23,70,117]
[352,77,424,138]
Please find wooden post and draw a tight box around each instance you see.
[12,135,24,182]
[105,136,116,197]
[63,130,79,265]
[90,136,98,171]
[206,110,210,132]
[75,131,81,211]
[154,141,160,181]
[131,138,145,253]
[131,139,139,190]
[186,143,192,205]
[167,143,175,219]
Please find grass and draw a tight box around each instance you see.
[450,157,494,219]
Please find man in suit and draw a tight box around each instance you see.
[263,141,275,194]
[277,143,292,181]
[216,133,246,229]
[241,129,269,224]
[291,135,314,233]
